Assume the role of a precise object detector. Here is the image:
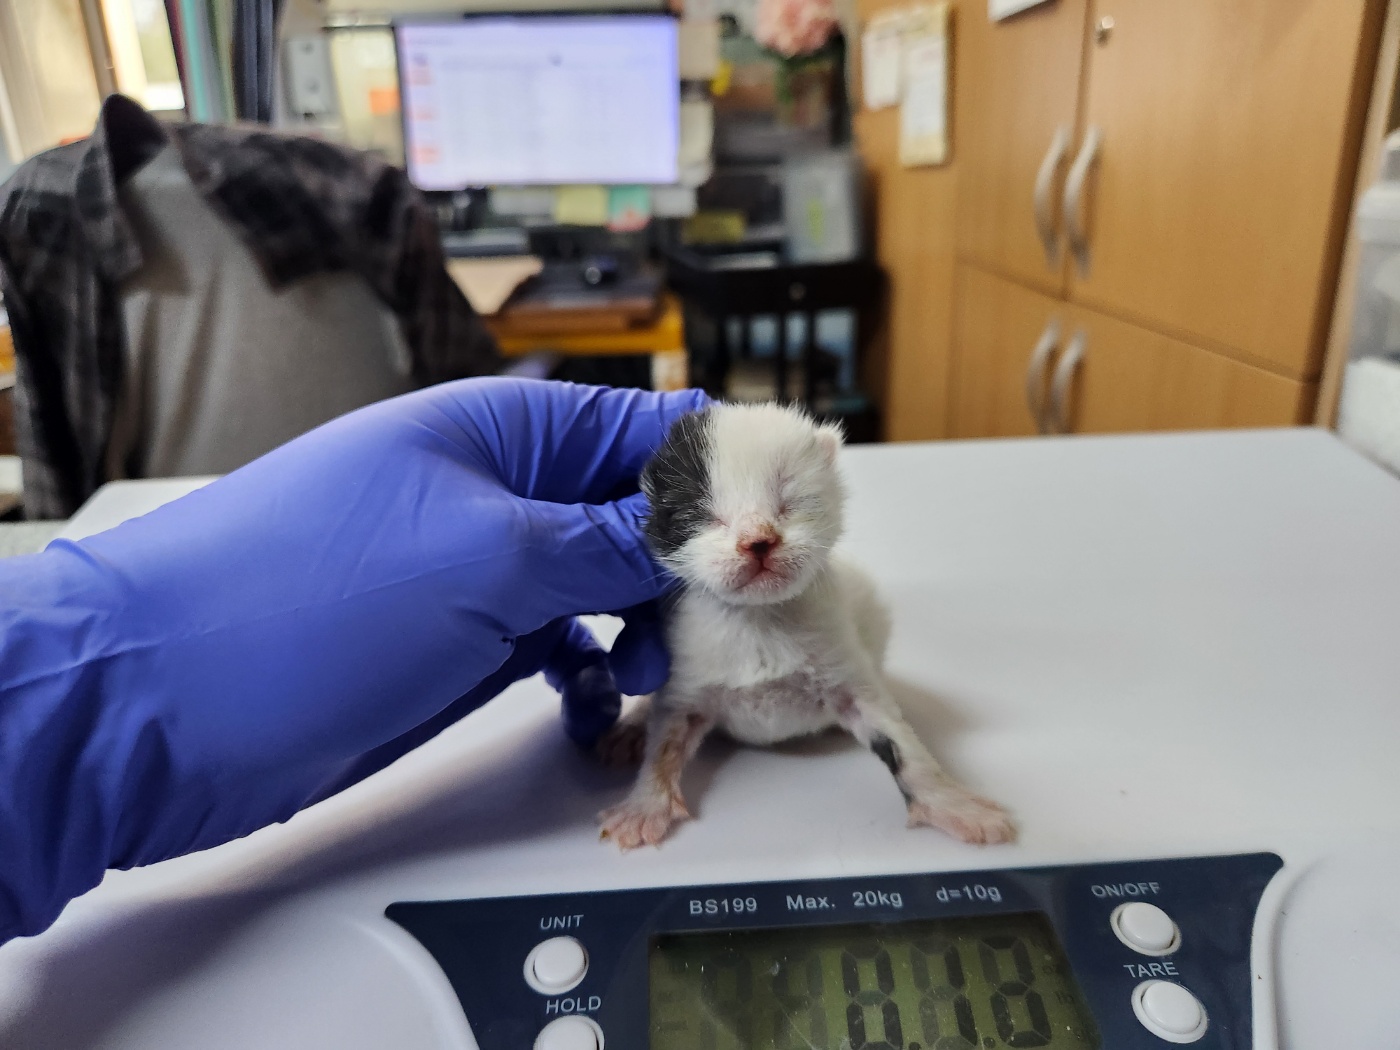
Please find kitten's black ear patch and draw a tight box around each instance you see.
[642,409,714,557]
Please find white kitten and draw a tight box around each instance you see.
[598,402,1014,849]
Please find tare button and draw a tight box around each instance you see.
[1131,980,1208,1043]
[1112,902,1180,956]
[525,936,589,995]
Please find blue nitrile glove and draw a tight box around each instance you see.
[0,378,708,944]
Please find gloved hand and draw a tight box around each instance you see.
[0,378,707,944]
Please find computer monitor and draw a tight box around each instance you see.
[396,14,680,190]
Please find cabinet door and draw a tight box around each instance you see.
[1055,303,1312,434]
[1071,0,1381,376]
[955,0,1089,295]
[951,263,1068,437]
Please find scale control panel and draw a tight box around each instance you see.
[387,852,1280,1050]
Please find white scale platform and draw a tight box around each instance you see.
[0,429,1396,1049]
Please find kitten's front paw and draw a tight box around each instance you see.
[595,719,647,767]
[907,790,1015,845]
[598,794,689,850]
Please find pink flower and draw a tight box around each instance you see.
[755,0,838,57]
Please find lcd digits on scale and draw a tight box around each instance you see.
[649,913,1100,1050]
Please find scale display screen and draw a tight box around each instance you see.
[649,912,1100,1049]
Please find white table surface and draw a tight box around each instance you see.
[1,428,1397,1050]
[57,475,218,540]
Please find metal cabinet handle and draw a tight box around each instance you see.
[1033,126,1071,266]
[1062,127,1102,275]
[1023,319,1061,434]
[1048,330,1086,434]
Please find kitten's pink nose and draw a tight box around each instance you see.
[739,530,781,564]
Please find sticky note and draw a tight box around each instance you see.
[553,185,609,226]
[367,86,399,116]
[608,186,653,232]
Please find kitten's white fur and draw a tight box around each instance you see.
[598,403,1014,849]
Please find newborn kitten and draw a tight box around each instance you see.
[597,402,1014,850]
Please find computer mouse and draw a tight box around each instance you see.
[581,255,620,287]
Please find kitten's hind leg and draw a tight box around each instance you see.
[837,685,1015,845]
[599,698,713,850]
[596,695,651,767]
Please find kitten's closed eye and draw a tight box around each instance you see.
[641,401,846,606]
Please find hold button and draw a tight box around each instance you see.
[535,1015,603,1050]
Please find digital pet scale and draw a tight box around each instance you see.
[0,430,1397,1050]
[388,854,1279,1049]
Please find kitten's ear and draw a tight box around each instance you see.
[815,423,845,465]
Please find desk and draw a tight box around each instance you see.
[1,430,1398,1048]
[486,294,688,392]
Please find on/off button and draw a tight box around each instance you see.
[1111,902,1180,955]
[525,936,589,995]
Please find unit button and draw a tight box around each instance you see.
[525,936,589,995]
[1112,901,1180,955]
[535,1015,604,1050]
[1131,980,1208,1043]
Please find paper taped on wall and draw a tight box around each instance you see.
[899,3,949,166]
[861,13,904,110]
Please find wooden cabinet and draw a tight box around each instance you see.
[865,0,1383,440]
[952,263,1312,438]
[1059,296,1312,434]
[1071,0,1382,375]
[951,264,1064,436]
[955,0,1088,296]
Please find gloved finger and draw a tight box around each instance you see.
[540,616,608,683]
[439,378,710,504]
[307,619,573,804]
[543,619,623,749]
[501,491,671,634]
[609,600,672,698]
[542,618,622,744]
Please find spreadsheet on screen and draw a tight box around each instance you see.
[397,16,681,189]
